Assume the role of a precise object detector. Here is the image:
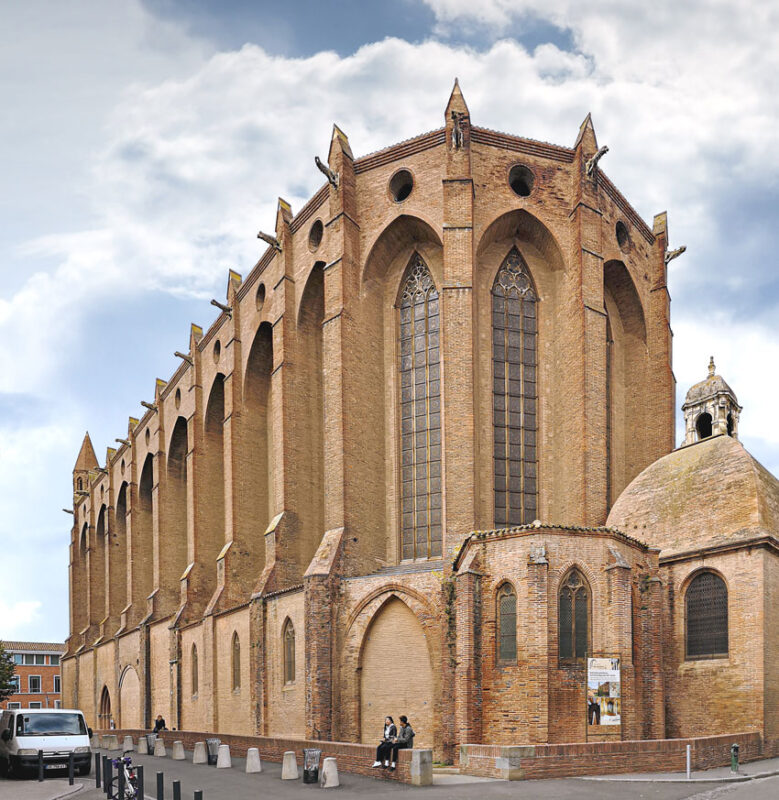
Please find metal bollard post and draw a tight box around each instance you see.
[68,751,75,785]
[686,744,691,780]
[173,779,181,800]
[137,764,145,799]
[104,757,112,795]
[95,752,102,788]
[157,770,165,800]
[118,762,125,798]
[730,743,739,774]
[194,791,203,800]
[38,749,44,782]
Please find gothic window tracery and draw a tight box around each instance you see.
[559,569,589,663]
[398,253,442,560]
[492,248,538,527]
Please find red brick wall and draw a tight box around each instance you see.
[460,731,764,779]
[1,662,61,710]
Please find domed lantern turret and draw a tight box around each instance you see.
[682,357,742,445]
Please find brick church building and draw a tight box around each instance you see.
[63,83,779,761]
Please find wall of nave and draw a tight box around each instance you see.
[64,87,687,754]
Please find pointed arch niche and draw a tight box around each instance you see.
[603,260,647,508]
[131,454,154,617]
[92,504,107,626]
[360,214,444,564]
[241,325,273,565]
[201,375,226,594]
[164,416,189,602]
[296,262,325,566]
[359,596,434,748]
[110,482,129,622]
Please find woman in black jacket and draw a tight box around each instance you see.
[371,716,397,767]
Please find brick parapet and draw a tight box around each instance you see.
[459,731,765,780]
[100,728,417,783]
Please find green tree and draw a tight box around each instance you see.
[0,642,17,702]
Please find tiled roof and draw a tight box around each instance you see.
[1,641,66,653]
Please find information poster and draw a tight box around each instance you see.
[587,657,621,726]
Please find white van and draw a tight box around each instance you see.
[0,708,92,778]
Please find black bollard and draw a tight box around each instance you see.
[68,752,75,786]
[118,761,125,798]
[194,791,203,800]
[137,764,145,799]
[104,756,112,795]
[95,752,102,788]
[172,779,181,800]
[37,749,44,782]
[157,770,165,800]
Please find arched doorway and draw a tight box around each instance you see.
[99,686,112,729]
[359,597,434,748]
[119,667,142,729]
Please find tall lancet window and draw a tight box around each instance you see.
[492,247,538,526]
[399,253,442,560]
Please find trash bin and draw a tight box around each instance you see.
[206,738,221,766]
[145,733,157,753]
[302,748,321,784]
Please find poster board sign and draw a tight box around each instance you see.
[587,657,621,726]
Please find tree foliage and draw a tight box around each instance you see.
[0,642,17,702]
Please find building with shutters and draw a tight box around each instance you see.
[62,82,779,761]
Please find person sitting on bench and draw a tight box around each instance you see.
[371,716,397,768]
[388,715,414,771]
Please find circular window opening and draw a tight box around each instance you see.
[256,283,266,312]
[175,388,181,410]
[508,164,534,197]
[308,219,323,251]
[615,221,630,251]
[213,340,221,362]
[389,169,414,203]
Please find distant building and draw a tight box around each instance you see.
[1,641,65,711]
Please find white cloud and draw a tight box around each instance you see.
[0,602,43,640]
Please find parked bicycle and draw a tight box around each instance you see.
[107,751,138,800]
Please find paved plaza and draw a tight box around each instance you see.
[3,748,779,800]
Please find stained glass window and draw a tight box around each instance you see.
[492,248,538,527]
[559,569,589,663]
[398,253,442,560]
[497,583,517,662]
[686,572,728,658]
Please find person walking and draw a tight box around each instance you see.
[371,716,397,767]
[388,715,414,771]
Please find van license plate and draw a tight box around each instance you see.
[45,764,63,770]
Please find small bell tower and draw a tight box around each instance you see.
[682,357,742,445]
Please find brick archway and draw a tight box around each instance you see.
[341,586,442,753]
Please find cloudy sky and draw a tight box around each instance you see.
[1,0,777,642]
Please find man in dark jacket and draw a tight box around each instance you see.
[389,715,414,771]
